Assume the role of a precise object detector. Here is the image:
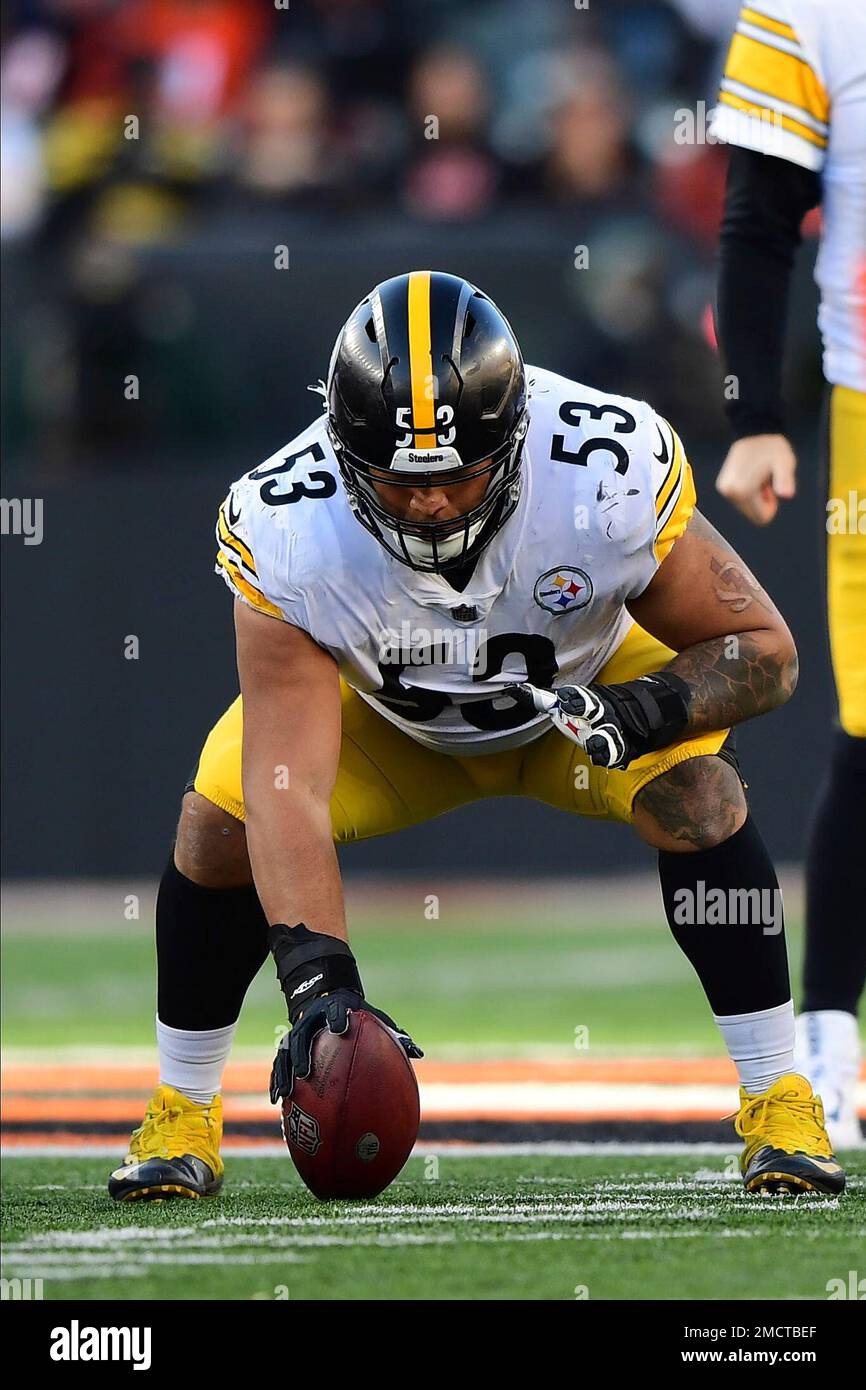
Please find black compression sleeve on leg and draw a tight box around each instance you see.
[156,858,270,1030]
[802,731,866,1015]
[658,815,791,1016]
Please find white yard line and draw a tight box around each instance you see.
[1,1141,739,1159]
[4,1174,854,1282]
[4,1190,846,1261]
[0,1045,726,1064]
[220,1082,743,1117]
[2,1223,843,1279]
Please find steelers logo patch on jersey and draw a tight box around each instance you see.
[533,566,593,615]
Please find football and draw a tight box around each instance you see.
[280,1009,421,1200]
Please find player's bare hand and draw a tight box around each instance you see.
[715,434,797,526]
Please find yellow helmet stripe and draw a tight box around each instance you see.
[407,270,436,449]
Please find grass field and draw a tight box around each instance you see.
[0,876,810,1054]
[3,1153,865,1302]
[3,878,864,1302]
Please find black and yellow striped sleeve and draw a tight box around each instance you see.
[653,419,697,565]
[215,495,285,621]
[711,3,829,172]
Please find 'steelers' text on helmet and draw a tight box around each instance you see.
[326,270,528,573]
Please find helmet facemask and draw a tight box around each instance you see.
[329,411,528,574]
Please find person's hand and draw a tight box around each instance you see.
[515,673,690,770]
[270,990,423,1101]
[715,434,797,526]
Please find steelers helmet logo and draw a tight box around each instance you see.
[533,566,593,615]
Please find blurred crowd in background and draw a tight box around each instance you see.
[1,0,822,477]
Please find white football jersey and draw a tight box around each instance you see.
[710,0,866,394]
[216,367,695,755]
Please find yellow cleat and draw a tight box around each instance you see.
[108,1084,224,1201]
[734,1073,846,1197]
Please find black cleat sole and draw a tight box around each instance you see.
[118,1184,204,1202]
[745,1169,843,1197]
[108,1157,222,1202]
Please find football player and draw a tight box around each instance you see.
[710,0,865,1146]
[110,271,845,1203]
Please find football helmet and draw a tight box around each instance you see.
[326,270,528,572]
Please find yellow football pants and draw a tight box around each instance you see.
[192,623,729,840]
[827,385,866,737]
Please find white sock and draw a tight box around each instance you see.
[156,1016,236,1105]
[713,999,795,1094]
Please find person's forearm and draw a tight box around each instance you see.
[245,785,347,940]
[717,146,820,438]
[664,630,798,735]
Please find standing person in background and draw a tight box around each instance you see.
[710,0,865,1146]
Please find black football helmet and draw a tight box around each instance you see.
[326,271,528,572]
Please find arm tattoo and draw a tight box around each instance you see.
[654,512,797,733]
[708,555,776,617]
[630,509,796,734]
[666,631,798,734]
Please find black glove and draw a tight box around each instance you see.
[268,923,423,1101]
[515,672,691,769]
[270,989,423,1101]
